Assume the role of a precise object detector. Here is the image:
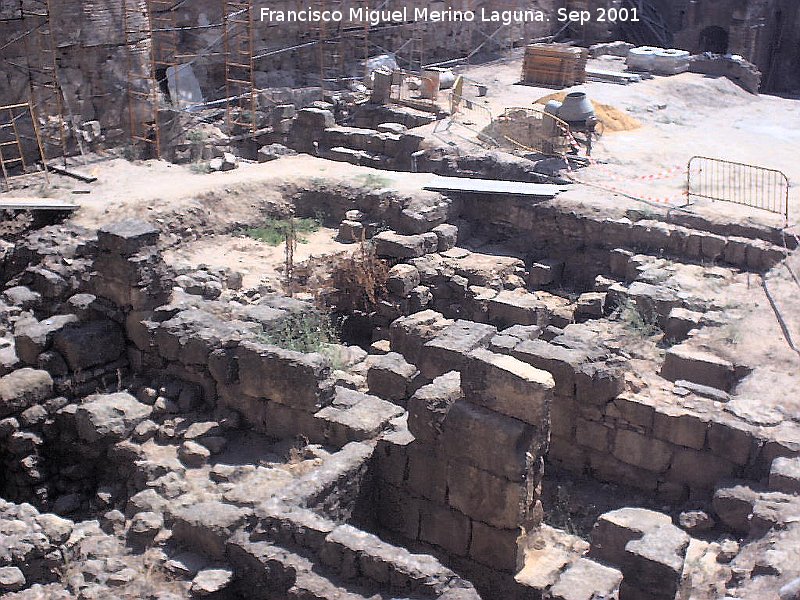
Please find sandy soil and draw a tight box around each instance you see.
[441,51,800,229]
[164,227,353,291]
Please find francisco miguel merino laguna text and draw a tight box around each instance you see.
[260,7,549,27]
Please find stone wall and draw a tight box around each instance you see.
[457,195,789,287]
[648,0,800,92]
[371,350,554,573]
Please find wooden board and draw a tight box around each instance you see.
[0,197,79,211]
[424,175,568,197]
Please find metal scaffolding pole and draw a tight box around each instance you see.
[23,0,67,167]
[123,0,161,158]
[223,0,257,138]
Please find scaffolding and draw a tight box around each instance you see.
[315,0,343,100]
[149,0,182,108]
[23,0,68,167]
[407,18,425,71]
[123,0,161,158]
[224,0,257,137]
[0,102,48,192]
[312,0,371,99]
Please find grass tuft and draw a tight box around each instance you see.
[245,216,321,246]
[259,309,340,354]
[613,298,660,338]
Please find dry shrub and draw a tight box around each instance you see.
[327,242,389,314]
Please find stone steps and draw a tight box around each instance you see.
[227,535,381,599]
[515,525,622,600]
[249,503,480,599]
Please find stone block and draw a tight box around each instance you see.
[366,352,419,404]
[316,388,403,446]
[512,340,586,397]
[574,362,625,405]
[373,432,410,486]
[549,557,622,600]
[606,395,655,429]
[386,264,421,297]
[97,219,159,255]
[418,320,496,380]
[442,400,540,482]
[575,292,606,318]
[622,525,689,599]
[609,249,634,278]
[337,220,364,243]
[52,320,125,371]
[235,341,333,411]
[447,460,534,529]
[488,290,548,328]
[589,507,672,567]
[406,445,448,503]
[74,392,152,444]
[653,410,708,450]
[419,501,471,557]
[667,447,737,493]
[612,429,673,473]
[172,501,251,559]
[576,418,610,452]
[712,483,759,533]
[549,434,588,472]
[501,325,543,341]
[14,314,79,365]
[389,310,452,365]
[664,308,703,341]
[0,566,25,593]
[588,453,659,492]
[2,286,41,310]
[661,344,735,392]
[373,231,438,259]
[407,371,462,444]
[461,348,553,425]
[375,483,420,539]
[700,234,727,261]
[294,107,335,129]
[0,368,53,418]
[469,521,520,573]
[528,259,565,287]
[432,224,458,251]
[769,457,800,494]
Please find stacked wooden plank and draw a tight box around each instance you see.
[522,44,589,87]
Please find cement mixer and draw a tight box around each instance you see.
[543,91,603,156]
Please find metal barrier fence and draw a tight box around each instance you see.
[687,156,790,223]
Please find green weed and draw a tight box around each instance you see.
[259,310,341,354]
[244,217,321,246]
[614,298,660,338]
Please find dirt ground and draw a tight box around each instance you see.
[2,52,799,416]
[164,227,352,291]
[443,51,800,230]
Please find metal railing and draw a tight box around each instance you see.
[494,106,574,157]
[687,156,790,223]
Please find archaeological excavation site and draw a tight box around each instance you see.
[2,0,800,599]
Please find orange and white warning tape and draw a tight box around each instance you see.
[589,163,684,182]
[567,173,690,206]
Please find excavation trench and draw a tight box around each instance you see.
[0,183,797,598]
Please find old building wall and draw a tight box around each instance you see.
[647,0,799,91]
